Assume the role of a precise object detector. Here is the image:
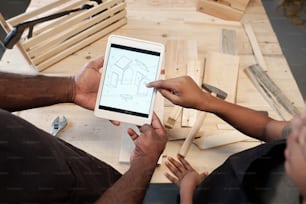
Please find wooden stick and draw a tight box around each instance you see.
[179,111,207,157]
[243,23,268,71]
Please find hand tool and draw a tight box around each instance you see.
[178,83,227,157]
[51,116,67,137]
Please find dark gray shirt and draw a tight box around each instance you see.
[262,124,299,204]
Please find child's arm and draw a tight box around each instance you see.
[165,155,208,204]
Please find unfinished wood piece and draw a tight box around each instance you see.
[243,23,268,71]
[220,29,237,55]
[6,0,127,71]
[178,51,240,157]
[167,127,203,140]
[179,111,207,157]
[164,39,198,127]
[194,130,254,150]
[181,60,204,127]
[197,0,250,21]
[204,52,239,103]
[245,64,299,120]
[164,39,198,79]
[165,106,182,128]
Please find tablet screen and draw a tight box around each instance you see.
[98,43,161,118]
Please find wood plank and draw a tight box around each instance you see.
[164,39,198,128]
[243,23,268,71]
[181,60,204,127]
[194,130,254,150]
[220,29,237,55]
[164,39,197,79]
[203,52,239,103]
[8,0,86,25]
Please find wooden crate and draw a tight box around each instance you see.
[197,0,250,21]
[6,0,127,71]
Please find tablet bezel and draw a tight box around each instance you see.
[94,35,164,125]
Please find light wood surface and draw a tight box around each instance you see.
[0,0,304,183]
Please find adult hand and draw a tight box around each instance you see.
[127,113,167,165]
[147,76,208,110]
[73,57,104,110]
[165,155,207,190]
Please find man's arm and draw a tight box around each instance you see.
[96,113,167,204]
[0,57,104,112]
[0,72,74,112]
[147,76,289,142]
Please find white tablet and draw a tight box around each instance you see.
[94,35,164,125]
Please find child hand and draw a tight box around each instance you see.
[165,155,208,190]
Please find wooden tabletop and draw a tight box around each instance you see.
[0,0,304,183]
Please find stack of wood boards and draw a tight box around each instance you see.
[5,0,127,71]
[164,29,254,151]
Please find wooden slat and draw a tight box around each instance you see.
[36,17,127,71]
[7,0,85,25]
[164,40,198,79]
[181,60,204,127]
[243,23,268,71]
[24,0,124,50]
[203,52,239,103]
[164,40,198,128]
[27,3,126,57]
[220,29,237,55]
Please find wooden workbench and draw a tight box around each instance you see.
[0,0,304,183]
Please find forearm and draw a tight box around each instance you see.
[180,186,196,204]
[199,94,287,141]
[0,72,75,112]
[95,159,157,204]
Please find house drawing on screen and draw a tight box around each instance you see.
[106,55,151,97]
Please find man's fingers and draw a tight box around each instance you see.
[127,128,138,141]
[95,56,104,68]
[110,120,120,126]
